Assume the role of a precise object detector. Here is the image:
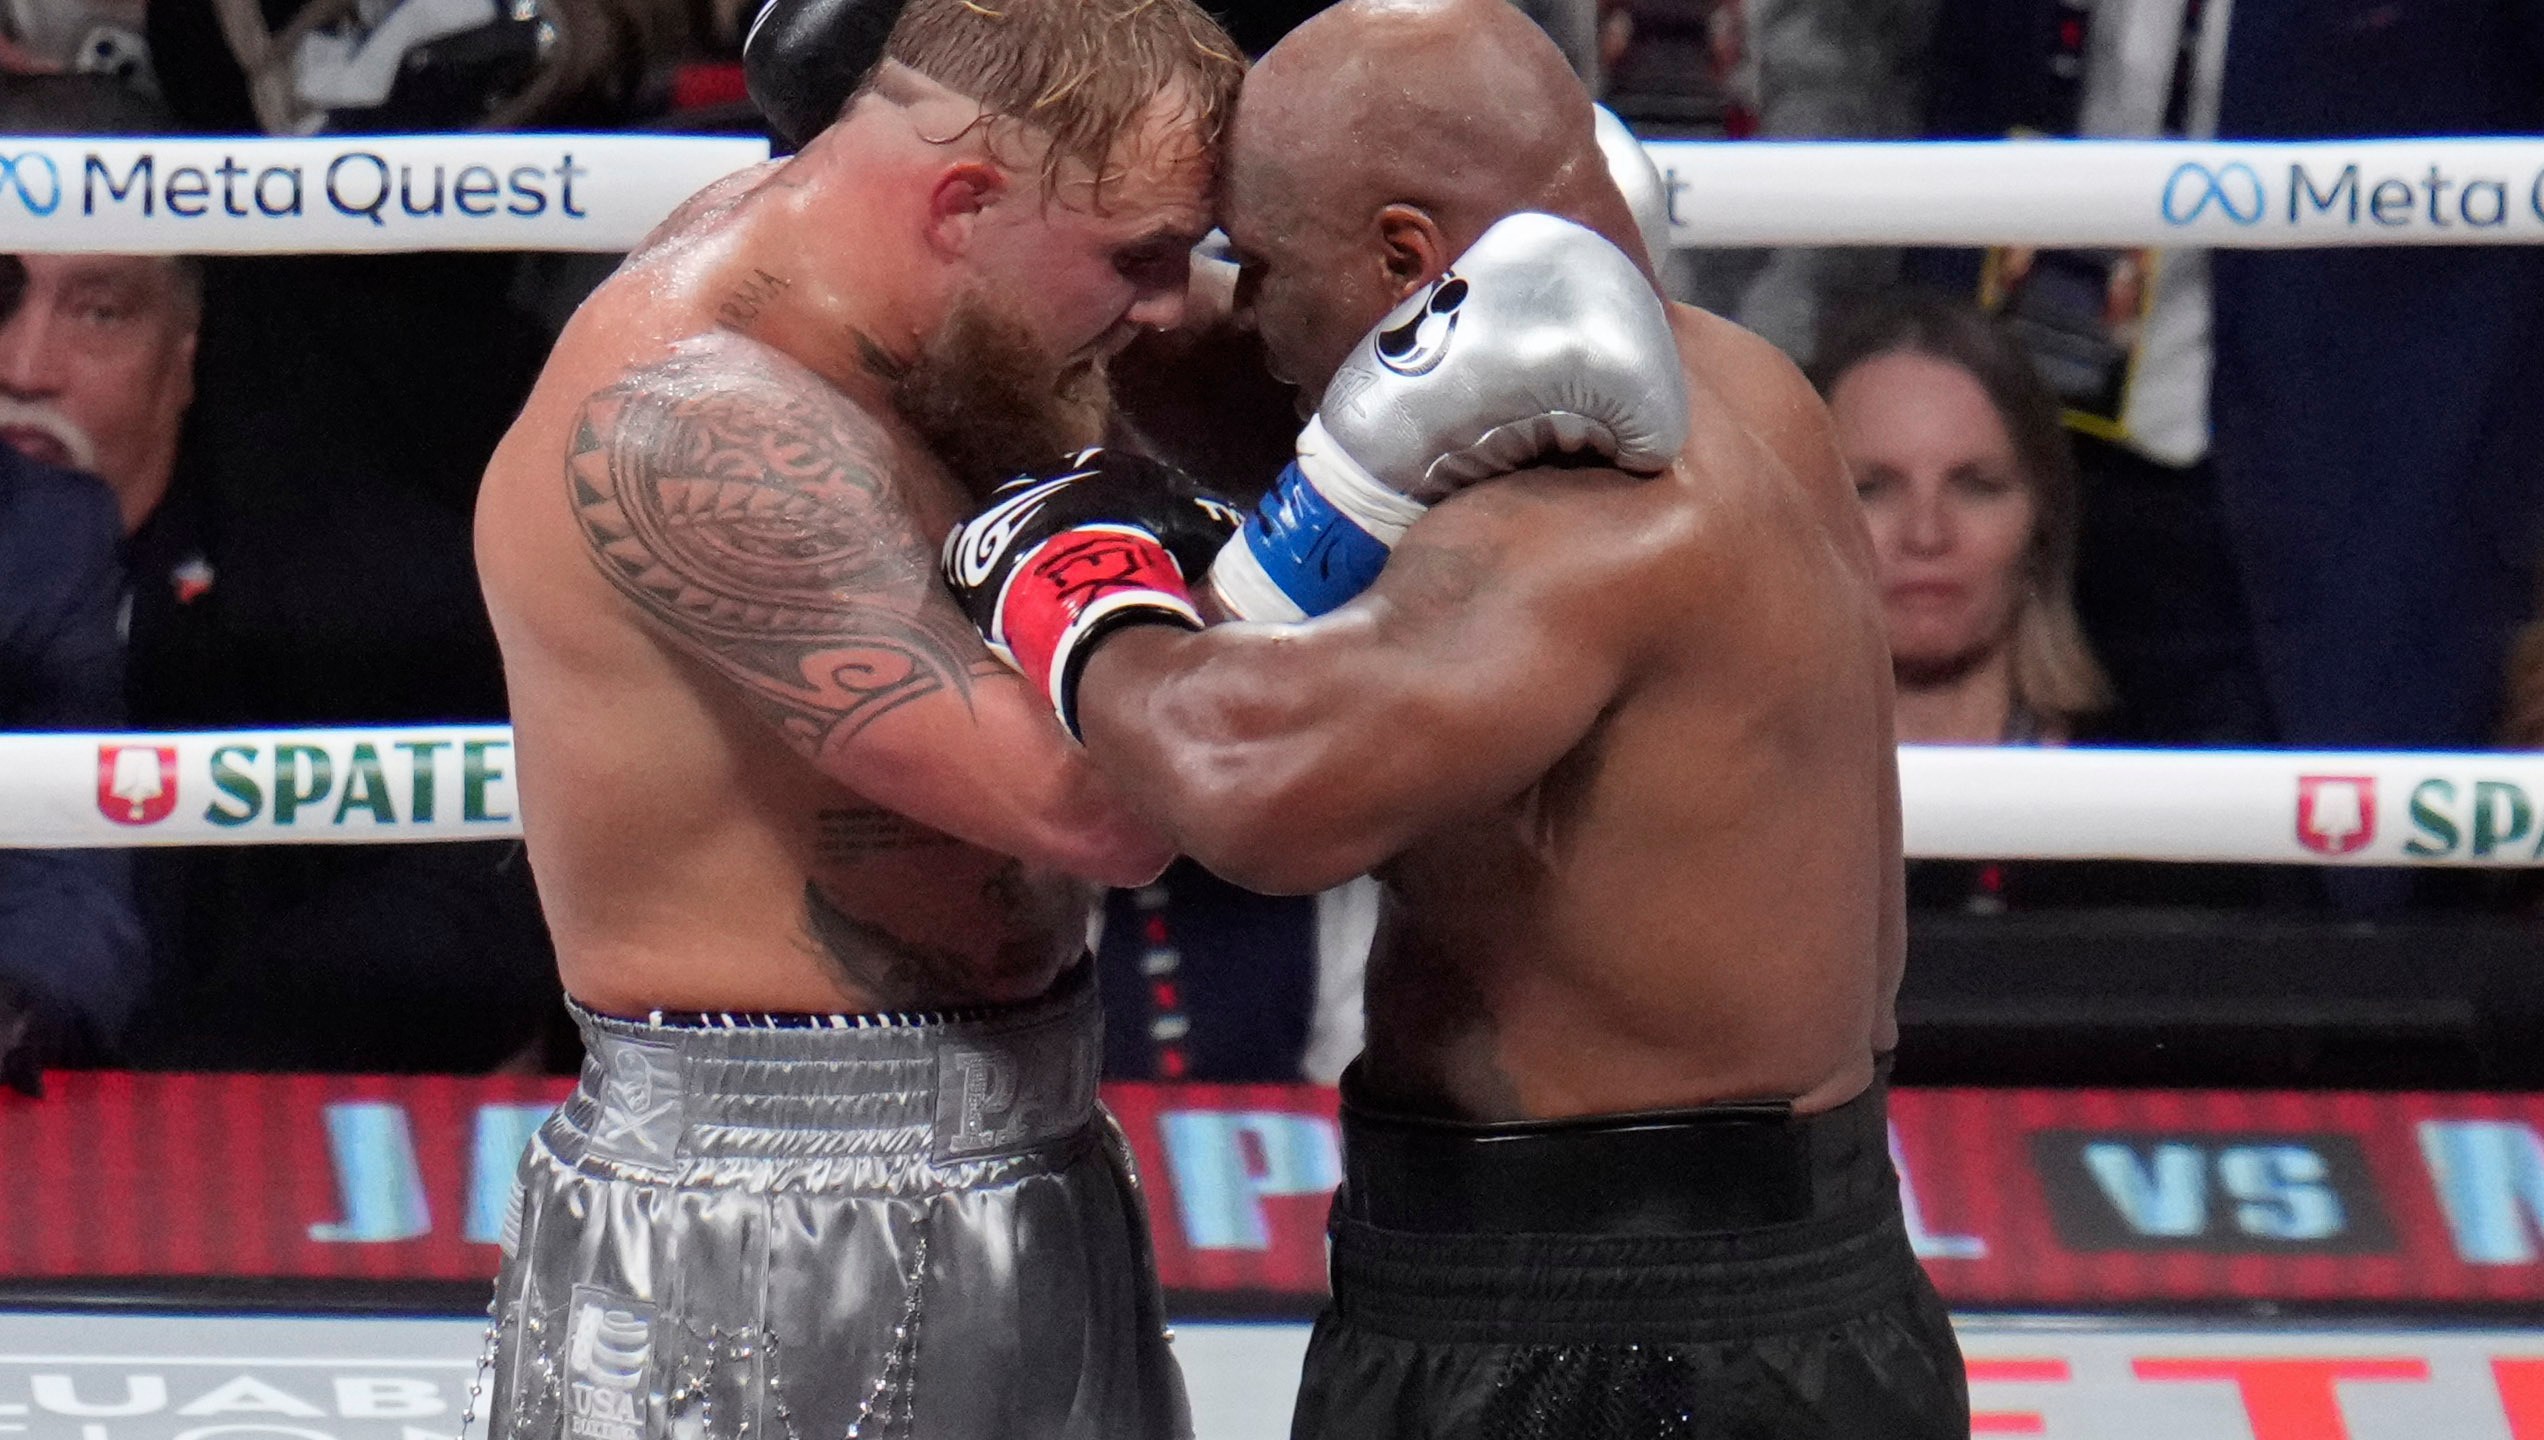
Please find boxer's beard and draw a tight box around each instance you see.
[890,290,1111,497]
[0,397,97,473]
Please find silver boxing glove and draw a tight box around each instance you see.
[1595,104,1675,268]
[1210,211,1689,623]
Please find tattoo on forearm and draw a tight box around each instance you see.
[568,346,986,752]
[717,268,790,330]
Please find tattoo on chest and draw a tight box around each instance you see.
[566,348,986,753]
[717,268,790,330]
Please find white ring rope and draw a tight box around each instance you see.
[0,135,2539,252]
[4,727,2541,866]
[0,135,770,254]
[1645,137,2544,248]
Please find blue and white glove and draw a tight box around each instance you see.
[1207,211,1690,623]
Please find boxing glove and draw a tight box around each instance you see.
[1208,211,1689,623]
[942,449,1242,736]
[743,0,911,149]
[1595,104,1675,269]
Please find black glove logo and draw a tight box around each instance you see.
[943,472,1084,589]
[1373,276,1469,378]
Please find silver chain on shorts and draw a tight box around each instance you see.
[456,1291,539,1440]
[657,1217,934,1440]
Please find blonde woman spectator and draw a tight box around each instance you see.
[1819,291,2108,746]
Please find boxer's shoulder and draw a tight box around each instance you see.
[1669,304,1832,461]
[569,330,906,477]
[630,160,789,259]
[1663,303,1858,536]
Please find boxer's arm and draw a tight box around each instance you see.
[1074,467,1644,893]
[566,349,1171,885]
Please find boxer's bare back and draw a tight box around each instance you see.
[478,118,1190,1017]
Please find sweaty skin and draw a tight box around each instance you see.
[478,73,1208,1016]
[1076,0,1903,1121]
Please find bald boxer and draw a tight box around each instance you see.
[943,0,1969,1434]
[470,0,1240,1433]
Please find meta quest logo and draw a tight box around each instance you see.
[0,147,593,226]
[0,152,61,215]
[2162,155,2544,234]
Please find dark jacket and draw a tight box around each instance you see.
[0,446,149,1054]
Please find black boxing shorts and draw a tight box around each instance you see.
[1291,1057,1968,1440]
[481,961,1191,1440]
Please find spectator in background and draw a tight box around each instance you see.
[1819,293,2108,746]
[1826,291,2314,913]
[1610,0,1934,362]
[0,239,197,536]
[1922,0,2277,758]
[0,0,151,90]
[158,0,683,135]
[0,255,149,1091]
[1925,3,2544,864]
[0,73,559,1073]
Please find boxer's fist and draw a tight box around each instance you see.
[1322,210,1688,501]
[943,449,1241,736]
[1209,212,1689,622]
[744,0,912,148]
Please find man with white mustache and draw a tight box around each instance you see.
[0,251,197,534]
[0,252,196,533]
[0,74,555,1077]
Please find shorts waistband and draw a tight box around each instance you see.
[1336,1058,1896,1236]
[553,962,1102,1173]
[1326,1199,1923,1344]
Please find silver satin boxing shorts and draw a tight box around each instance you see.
[481,963,1191,1440]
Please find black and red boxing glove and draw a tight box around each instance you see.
[942,448,1242,737]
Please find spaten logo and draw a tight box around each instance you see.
[2162,161,2266,227]
[96,744,176,826]
[0,152,61,216]
[2296,775,2377,856]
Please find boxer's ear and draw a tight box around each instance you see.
[1374,204,1448,301]
[925,160,1007,257]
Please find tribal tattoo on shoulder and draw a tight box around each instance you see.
[566,348,987,754]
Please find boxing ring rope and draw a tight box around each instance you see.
[3,727,2540,866]
[1,135,2542,252]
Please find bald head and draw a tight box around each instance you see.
[1220,0,1653,398]
[1235,0,1635,260]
